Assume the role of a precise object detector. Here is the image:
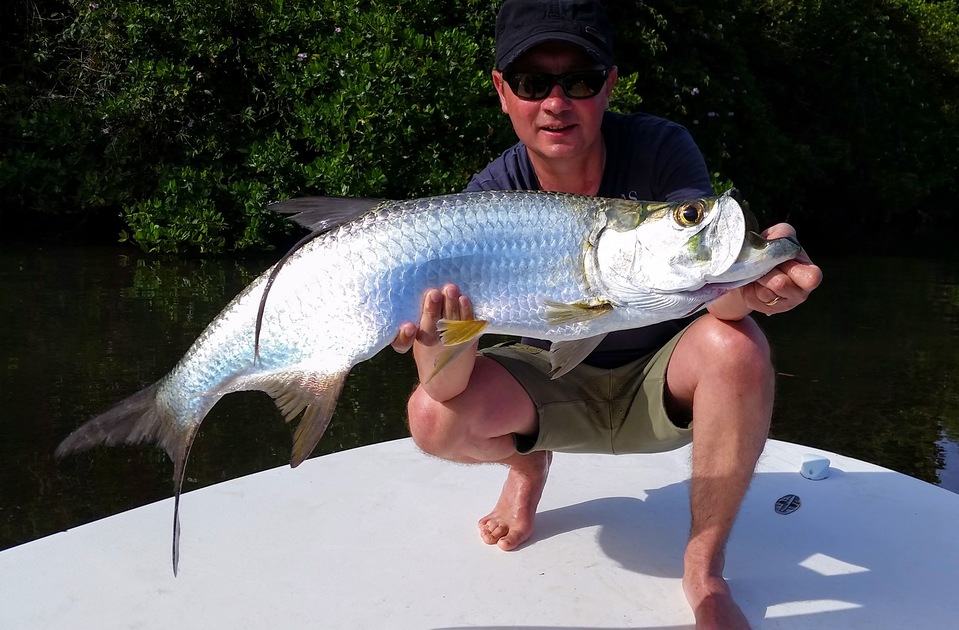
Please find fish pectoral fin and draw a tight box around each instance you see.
[543,300,613,326]
[260,370,350,467]
[626,292,701,312]
[436,318,489,345]
[548,335,607,379]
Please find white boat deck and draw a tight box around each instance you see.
[2,438,958,628]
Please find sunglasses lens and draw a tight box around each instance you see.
[563,71,608,98]
[505,70,608,101]
[508,73,552,99]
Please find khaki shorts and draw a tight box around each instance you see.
[479,327,692,455]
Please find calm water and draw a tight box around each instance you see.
[1,244,957,551]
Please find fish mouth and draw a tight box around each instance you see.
[741,231,800,253]
[705,232,801,290]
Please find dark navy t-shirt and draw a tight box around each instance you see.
[464,111,713,368]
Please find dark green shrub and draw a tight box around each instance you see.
[2,1,958,252]
[2,0,508,252]
[611,0,959,239]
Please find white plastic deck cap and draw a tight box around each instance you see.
[801,454,831,480]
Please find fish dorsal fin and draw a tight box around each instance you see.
[549,335,607,379]
[170,432,197,576]
[268,196,384,232]
[254,197,386,363]
[543,299,613,326]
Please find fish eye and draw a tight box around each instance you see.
[674,202,705,227]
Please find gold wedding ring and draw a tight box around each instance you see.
[764,295,782,307]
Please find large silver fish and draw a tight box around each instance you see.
[57,188,801,572]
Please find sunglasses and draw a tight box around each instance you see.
[502,68,611,101]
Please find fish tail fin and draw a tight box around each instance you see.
[170,441,192,576]
[55,382,180,457]
[56,381,204,576]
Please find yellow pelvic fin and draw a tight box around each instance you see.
[436,318,489,346]
[425,344,475,384]
[425,319,488,383]
[544,300,613,326]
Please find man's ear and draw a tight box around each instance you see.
[606,65,619,96]
[492,70,510,114]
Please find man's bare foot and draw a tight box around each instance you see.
[478,451,551,550]
[683,573,751,630]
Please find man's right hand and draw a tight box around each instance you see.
[392,284,479,401]
[391,283,474,353]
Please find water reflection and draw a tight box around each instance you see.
[761,257,959,491]
[0,245,957,551]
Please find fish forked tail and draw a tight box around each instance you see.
[55,367,352,575]
[55,381,201,576]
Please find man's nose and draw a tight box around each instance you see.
[542,84,572,112]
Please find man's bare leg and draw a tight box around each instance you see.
[666,314,774,630]
[404,287,771,627]
[478,450,551,550]
[403,285,548,550]
[408,359,549,551]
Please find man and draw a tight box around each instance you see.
[392,1,822,628]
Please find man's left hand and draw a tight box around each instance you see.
[743,223,822,315]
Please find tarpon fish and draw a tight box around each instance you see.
[56,188,801,572]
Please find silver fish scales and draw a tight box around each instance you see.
[56,188,801,573]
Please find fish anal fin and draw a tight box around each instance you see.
[256,370,350,468]
[436,318,488,346]
[544,300,613,326]
[549,335,607,380]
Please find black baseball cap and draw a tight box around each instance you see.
[495,0,615,71]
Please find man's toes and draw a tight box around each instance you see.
[496,529,525,551]
[479,520,509,544]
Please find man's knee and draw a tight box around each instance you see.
[407,386,442,455]
[406,387,480,461]
[701,313,768,355]
[695,316,773,382]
